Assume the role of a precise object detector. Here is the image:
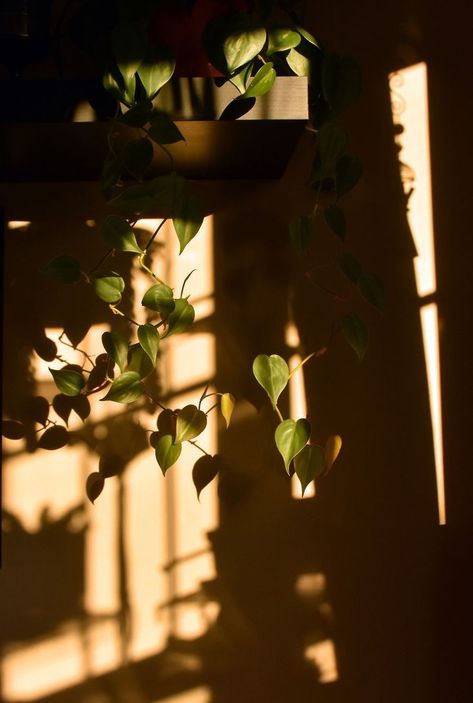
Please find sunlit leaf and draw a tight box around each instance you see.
[342,314,368,361]
[175,405,207,443]
[192,455,221,499]
[102,331,129,373]
[142,283,175,315]
[91,272,125,304]
[38,425,69,450]
[229,62,254,94]
[138,323,160,364]
[252,354,289,407]
[220,393,235,428]
[267,28,301,54]
[127,345,154,378]
[324,204,346,240]
[174,191,204,254]
[289,215,312,254]
[42,256,81,284]
[2,420,25,440]
[274,418,311,473]
[294,444,325,495]
[137,46,175,98]
[101,215,143,254]
[155,434,181,475]
[324,434,342,474]
[101,371,144,403]
[244,62,276,97]
[297,27,320,48]
[111,22,145,84]
[165,298,195,337]
[122,138,154,180]
[223,27,266,73]
[86,472,105,504]
[49,368,85,397]
[359,272,384,310]
[286,48,311,77]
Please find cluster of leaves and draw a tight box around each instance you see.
[253,353,342,495]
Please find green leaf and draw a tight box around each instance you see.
[155,434,181,475]
[42,256,81,284]
[297,26,320,47]
[86,472,105,504]
[101,215,143,254]
[112,174,184,217]
[252,354,289,407]
[223,27,266,73]
[111,22,145,85]
[322,54,362,114]
[340,253,362,283]
[173,191,205,254]
[91,272,125,304]
[286,48,311,77]
[324,434,342,474]
[324,204,346,240]
[289,215,312,254]
[294,444,325,495]
[103,71,128,104]
[102,331,128,372]
[49,368,85,397]
[127,345,154,378]
[175,404,207,443]
[142,283,175,315]
[148,114,184,145]
[192,455,221,499]
[38,426,69,450]
[359,273,384,310]
[101,371,144,403]
[165,298,195,336]
[336,155,363,200]
[312,123,347,181]
[137,46,175,98]
[122,138,154,180]
[244,62,276,97]
[229,62,254,94]
[115,101,153,127]
[275,418,311,473]
[267,28,301,54]
[2,420,25,440]
[221,393,235,428]
[138,323,160,364]
[342,314,368,361]
[157,409,176,438]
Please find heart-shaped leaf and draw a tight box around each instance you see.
[33,336,57,361]
[101,215,143,254]
[220,393,235,428]
[86,472,105,504]
[127,345,154,379]
[324,434,342,474]
[38,425,69,450]
[267,28,301,54]
[336,154,363,200]
[289,215,312,254]
[137,46,175,98]
[229,61,254,94]
[294,444,325,495]
[102,331,128,372]
[223,27,266,73]
[252,354,289,407]
[149,114,184,144]
[2,420,25,440]
[142,283,175,315]
[101,371,144,403]
[155,434,181,475]
[91,272,125,304]
[275,418,311,473]
[324,204,346,240]
[69,394,91,422]
[286,48,311,77]
[138,323,160,364]
[173,192,204,254]
[312,123,347,181]
[358,272,384,311]
[157,409,176,438]
[244,62,276,97]
[297,27,320,48]
[115,101,153,127]
[175,405,207,443]
[23,396,50,426]
[52,394,73,425]
[342,314,368,361]
[42,256,81,284]
[165,298,195,337]
[111,22,145,85]
[192,455,221,499]
[49,368,85,397]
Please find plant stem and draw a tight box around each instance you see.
[109,305,139,326]
[274,405,284,423]
[144,218,168,251]
[188,440,210,457]
[144,391,168,412]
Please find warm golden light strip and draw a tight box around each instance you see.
[389,63,446,524]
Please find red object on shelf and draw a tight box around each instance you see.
[149,0,250,77]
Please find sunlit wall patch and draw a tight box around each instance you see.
[389,62,446,524]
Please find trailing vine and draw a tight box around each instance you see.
[2,0,383,501]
